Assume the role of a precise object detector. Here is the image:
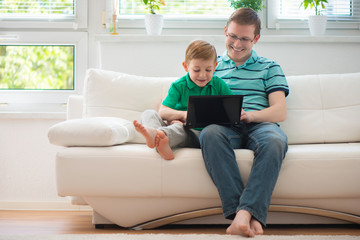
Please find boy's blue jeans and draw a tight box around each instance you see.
[199,122,288,227]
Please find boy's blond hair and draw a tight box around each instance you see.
[185,40,217,65]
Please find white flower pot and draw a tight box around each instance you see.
[308,15,327,36]
[145,14,164,35]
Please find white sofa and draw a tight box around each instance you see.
[48,68,360,229]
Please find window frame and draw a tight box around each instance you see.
[0,31,87,106]
[267,0,360,30]
[0,0,87,113]
[0,0,87,29]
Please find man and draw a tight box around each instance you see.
[200,8,289,237]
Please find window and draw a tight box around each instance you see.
[0,32,87,106]
[118,0,233,17]
[0,0,87,111]
[0,0,87,29]
[267,0,360,29]
[0,0,74,19]
[106,0,235,29]
[0,45,74,90]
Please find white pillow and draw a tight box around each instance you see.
[48,117,137,147]
[83,68,175,121]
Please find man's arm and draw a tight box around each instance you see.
[240,91,287,123]
[159,104,187,123]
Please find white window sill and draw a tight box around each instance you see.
[95,34,360,43]
[0,112,66,120]
[0,103,66,119]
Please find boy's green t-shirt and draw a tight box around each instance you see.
[162,73,233,111]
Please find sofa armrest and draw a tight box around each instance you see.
[67,95,84,120]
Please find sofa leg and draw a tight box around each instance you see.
[95,224,105,229]
[131,226,144,231]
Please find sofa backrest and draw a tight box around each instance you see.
[280,72,360,144]
[82,68,360,145]
[83,68,176,122]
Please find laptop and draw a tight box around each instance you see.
[184,95,243,128]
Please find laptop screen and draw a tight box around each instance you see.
[185,95,243,128]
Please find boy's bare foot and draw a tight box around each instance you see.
[133,120,158,148]
[226,210,255,237]
[155,131,174,160]
[250,218,264,235]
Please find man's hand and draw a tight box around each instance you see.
[240,108,255,123]
[240,91,287,124]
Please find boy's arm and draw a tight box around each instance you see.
[159,104,187,123]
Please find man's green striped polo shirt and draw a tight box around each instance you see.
[214,50,289,112]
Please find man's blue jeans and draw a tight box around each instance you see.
[199,122,288,226]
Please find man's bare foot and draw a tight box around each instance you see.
[133,120,158,148]
[250,218,264,235]
[155,131,174,160]
[226,210,255,237]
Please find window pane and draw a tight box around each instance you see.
[0,45,74,90]
[0,0,74,18]
[279,0,358,21]
[119,0,233,16]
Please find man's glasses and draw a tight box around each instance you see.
[226,32,256,44]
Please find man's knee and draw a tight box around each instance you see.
[200,124,225,142]
[259,130,288,161]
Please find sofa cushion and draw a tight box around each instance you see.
[83,68,176,122]
[81,69,360,145]
[48,117,136,147]
[280,72,360,144]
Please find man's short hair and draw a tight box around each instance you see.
[185,40,217,64]
[226,7,261,36]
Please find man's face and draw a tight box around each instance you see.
[224,22,260,65]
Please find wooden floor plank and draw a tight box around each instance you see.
[0,210,359,235]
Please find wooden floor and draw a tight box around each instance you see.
[0,210,359,235]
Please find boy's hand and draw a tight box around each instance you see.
[181,111,187,122]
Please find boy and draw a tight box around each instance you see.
[133,40,232,160]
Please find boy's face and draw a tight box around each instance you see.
[224,21,260,65]
[183,58,217,88]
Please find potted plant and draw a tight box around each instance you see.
[141,0,166,35]
[300,0,328,35]
[227,0,264,12]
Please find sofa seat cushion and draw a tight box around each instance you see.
[56,143,360,202]
[273,143,360,199]
[56,144,162,197]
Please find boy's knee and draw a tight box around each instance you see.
[142,109,157,116]
[141,109,160,119]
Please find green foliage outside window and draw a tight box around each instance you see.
[228,0,264,12]
[0,45,74,90]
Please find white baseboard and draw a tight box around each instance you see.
[0,201,92,211]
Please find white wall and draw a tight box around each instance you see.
[96,35,360,77]
[0,0,359,210]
